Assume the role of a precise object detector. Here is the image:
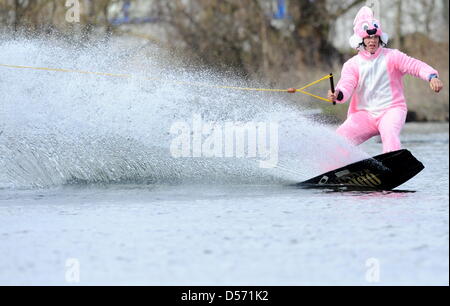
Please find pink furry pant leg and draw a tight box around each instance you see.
[336,108,407,153]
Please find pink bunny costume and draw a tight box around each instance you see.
[335,6,439,153]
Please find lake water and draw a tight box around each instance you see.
[0,123,448,286]
[0,38,448,286]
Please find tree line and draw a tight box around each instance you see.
[0,0,448,77]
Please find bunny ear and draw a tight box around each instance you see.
[349,34,362,49]
[354,6,374,25]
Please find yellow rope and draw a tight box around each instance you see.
[0,64,131,78]
[297,74,332,91]
[296,90,332,103]
[0,63,333,103]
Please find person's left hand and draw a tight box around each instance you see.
[430,78,443,93]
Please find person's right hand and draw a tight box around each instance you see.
[328,89,340,102]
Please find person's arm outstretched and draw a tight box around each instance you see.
[393,50,443,93]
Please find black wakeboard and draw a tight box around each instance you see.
[295,149,424,191]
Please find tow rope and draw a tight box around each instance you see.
[0,63,334,103]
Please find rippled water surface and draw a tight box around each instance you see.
[0,38,448,285]
[0,124,448,286]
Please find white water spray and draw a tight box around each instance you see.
[0,37,369,189]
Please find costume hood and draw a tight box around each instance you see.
[349,6,389,49]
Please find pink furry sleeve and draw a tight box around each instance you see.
[392,49,439,82]
[335,59,359,103]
